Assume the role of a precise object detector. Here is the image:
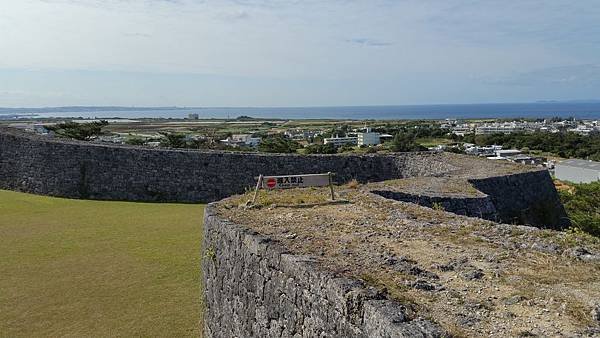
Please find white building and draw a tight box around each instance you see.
[555,159,600,183]
[428,145,446,152]
[494,149,521,158]
[568,125,599,135]
[464,144,502,156]
[323,136,358,146]
[357,128,381,146]
[220,134,261,147]
[284,129,321,140]
[476,122,525,135]
[451,125,473,136]
[379,134,394,142]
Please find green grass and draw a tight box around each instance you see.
[415,137,453,147]
[0,190,204,337]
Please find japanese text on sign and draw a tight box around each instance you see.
[261,173,330,189]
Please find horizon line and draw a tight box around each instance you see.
[2,99,600,111]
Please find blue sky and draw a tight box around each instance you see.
[1,0,599,107]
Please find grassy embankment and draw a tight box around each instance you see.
[0,190,204,337]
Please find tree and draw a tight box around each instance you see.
[391,132,427,152]
[305,143,337,154]
[445,147,465,154]
[364,146,377,154]
[47,120,108,140]
[258,135,301,153]
[337,143,355,153]
[159,132,187,148]
[125,137,146,146]
[462,131,600,161]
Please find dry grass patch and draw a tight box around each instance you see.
[242,187,336,207]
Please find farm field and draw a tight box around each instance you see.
[0,190,204,337]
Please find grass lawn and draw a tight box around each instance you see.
[0,190,204,337]
[415,137,454,147]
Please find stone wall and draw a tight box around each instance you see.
[202,205,443,338]
[370,190,499,222]
[370,169,570,230]
[469,170,569,229]
[0,127,453,203]
[0,127,568,228]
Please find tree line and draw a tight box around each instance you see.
[460,132,600,160]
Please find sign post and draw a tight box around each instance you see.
[251,174,263,205]
[328,172,335,200]
[249,172,336,205]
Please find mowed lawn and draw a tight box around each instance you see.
[0,190,204,337]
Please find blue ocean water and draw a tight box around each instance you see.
[3,102,600,120]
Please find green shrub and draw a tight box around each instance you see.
[432,202,444,211]
[125,137,146,146]
[305,143,337,154]
[338,143,355,153]
[159,132,187,148]
[558,181,600,237]
[258,135,301,153]
[391,132,428,152]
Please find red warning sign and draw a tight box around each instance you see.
[266,177,277,189]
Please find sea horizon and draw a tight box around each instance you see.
[2,101,600,120]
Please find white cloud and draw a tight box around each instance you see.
[0,0,599,106]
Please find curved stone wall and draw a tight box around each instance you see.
[469,170,569,228]
[370,190,499,221]
[370,169,569,229]
[202,206,443,337]
[0,127,453,203]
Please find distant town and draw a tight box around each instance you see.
[4,115,600,185]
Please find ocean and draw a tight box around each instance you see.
[2,102,600,120]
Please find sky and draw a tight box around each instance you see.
[1,0,599,107]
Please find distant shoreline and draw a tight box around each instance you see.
[1,101,600,120]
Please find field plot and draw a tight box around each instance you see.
[0,190,204,337]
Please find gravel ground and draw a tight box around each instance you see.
[217,186,600,337]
